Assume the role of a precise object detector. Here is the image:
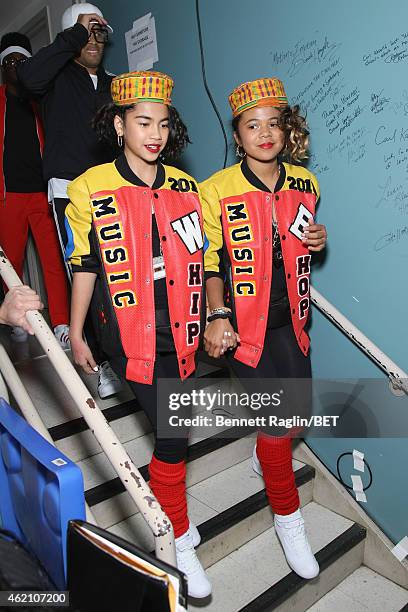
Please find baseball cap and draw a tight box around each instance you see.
[61,3,113,33]
[0,32,32,64]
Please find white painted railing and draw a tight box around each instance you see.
[0,246,176,566]
[311,287,408,395]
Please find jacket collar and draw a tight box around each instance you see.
[240,157,286,193]
[115,153,165,189]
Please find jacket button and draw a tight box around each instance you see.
[169,280,174,285]
[154,193,159,199]
[145,278,150,284]
[292,309,295,314]
[287,273,291,279]
[282,235,286,240]
[145,361,150,367]
[175,322,180,328]
[144,375,149,380]
[183,369,187,376]
[266,196,270,202]
[181,358,186,364]
[146,323,152,329]
[260,315,264,320]
[264,275,268,281]
[250,359,255,364]
[162,236,167,241]
[144,233,149,239]
[264,236,269,241]
[275,195,279,201]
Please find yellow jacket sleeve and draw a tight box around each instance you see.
[200,180,224,278]
[65,175,100,272]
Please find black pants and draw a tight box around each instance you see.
[126,352,191,464]
[228,324,312,436]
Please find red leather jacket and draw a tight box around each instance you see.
[66,158,204,384]
[201,159,320,367]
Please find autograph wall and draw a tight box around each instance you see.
[99,0,408,545]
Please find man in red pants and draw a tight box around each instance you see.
[0,32,70,347]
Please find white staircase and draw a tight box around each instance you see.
[7,333,408,612]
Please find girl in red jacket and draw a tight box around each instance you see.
[65,71,211,599]
[202,77,327,579]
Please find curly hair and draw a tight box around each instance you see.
[92,103,190,163]
[232,104,309,162]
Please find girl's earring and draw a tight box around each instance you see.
[236,144,245,158]
[117,134,123,148]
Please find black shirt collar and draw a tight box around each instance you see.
[115,153,165,189]
[240,157,286,193]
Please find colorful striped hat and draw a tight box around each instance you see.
[111,71,173,107]
[228,77,288,117]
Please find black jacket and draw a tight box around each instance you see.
[17,23,114,182]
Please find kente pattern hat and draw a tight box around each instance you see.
[111,71,173,107]
[229,77,288,117]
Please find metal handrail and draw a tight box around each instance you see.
[0,247,176,566]
[311,287,408,394]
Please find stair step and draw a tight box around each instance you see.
[14,353,134,428]
[55,409,151,464]
[106,458,313,562]
[49,398,141,441]
[84,425,256,506]
[189,502,364,612]
[307,566,408,612]
[88,430,257,527]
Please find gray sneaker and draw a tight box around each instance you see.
[97,361,123,399]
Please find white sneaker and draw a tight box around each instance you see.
[175,527,211,598]
[274,509,319,579]
[189,521,201,547]
[54,324,70,350]
[252,443,263,476]
[11,326,28,343]
[97,361,123,399]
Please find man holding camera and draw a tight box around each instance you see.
[18,3,122,398]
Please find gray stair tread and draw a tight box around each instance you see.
[308,565,408,611]
[106,457,305,553]
[189,501,353,612]
[14,351,133,428]
[91,435,258,528]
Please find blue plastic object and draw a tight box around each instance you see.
[0,398,86,589]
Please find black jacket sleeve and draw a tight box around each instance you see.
[17,24,89,96]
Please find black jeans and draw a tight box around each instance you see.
[126,352,191,464]
[228,324,312,437]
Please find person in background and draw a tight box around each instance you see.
[0,32,70,347]
[17,4,122,397]
[0,285,43,333]
[202,77,327,580]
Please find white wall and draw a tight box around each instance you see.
[0,0,73,41]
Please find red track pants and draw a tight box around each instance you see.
[0,192,69,327]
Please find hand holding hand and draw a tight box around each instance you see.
[302,218,327,252]
[204,318,240,358]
